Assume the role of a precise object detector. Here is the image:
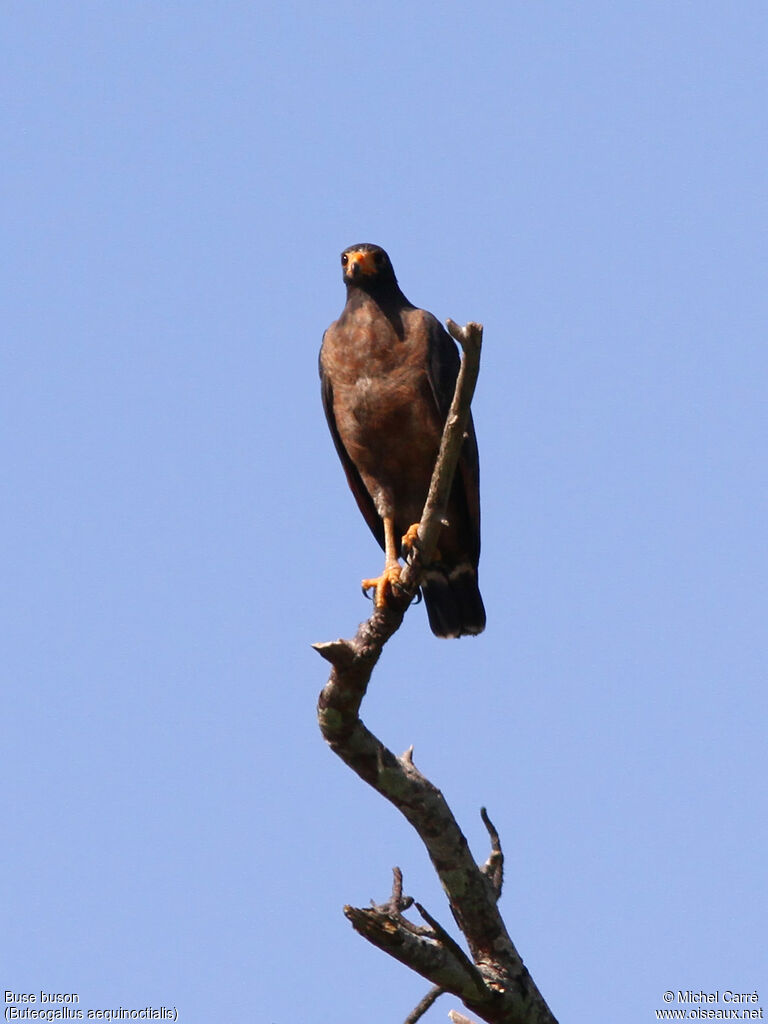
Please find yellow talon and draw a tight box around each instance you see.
[401,522,421,557]
[361,562,403,608]
[400,522,440,564]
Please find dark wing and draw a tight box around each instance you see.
[319,342,385,551]
[425,315,481,564]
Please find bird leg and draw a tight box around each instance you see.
[362,516,404,608]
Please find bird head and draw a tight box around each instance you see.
[341,243,398,290]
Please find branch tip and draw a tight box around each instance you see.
[390,866,404,909]
[448,1012,480,1024]
[311,638,355,667]
[445,318,483,356]
[480,807,500,849]
[480,807,504,899]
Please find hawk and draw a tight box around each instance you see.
[319,243,486,638]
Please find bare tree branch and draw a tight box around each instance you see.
[449,1012,482,1024]
[314,321,558,1024]
[343,903,487,1001]
[414,902,489,996]
[405,319,483,567]
[385,865,413,914]
[480,807,504,900]
[405,985,445,1024]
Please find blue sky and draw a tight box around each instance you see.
[3,2,766,1022]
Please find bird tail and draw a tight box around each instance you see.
[421,565,486,638]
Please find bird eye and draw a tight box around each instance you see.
[341,253,348,266]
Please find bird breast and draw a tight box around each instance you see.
[345,369,418,434]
